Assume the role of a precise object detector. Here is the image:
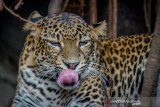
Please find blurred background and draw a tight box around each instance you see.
[0,0,158,106]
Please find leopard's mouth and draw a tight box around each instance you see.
[56,69,80,90]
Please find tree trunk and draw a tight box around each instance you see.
[140,0,160,106]
[89,0,97,24]
[144,0,151,33]
[108,0,117,38]
[48,0,63,15]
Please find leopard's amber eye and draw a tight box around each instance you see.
[49,41,61,47]
[79,41,89,47]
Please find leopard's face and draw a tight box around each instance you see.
[26,12,107,89]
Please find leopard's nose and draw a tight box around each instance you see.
[63,61,80,69]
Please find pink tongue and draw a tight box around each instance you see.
[57,69,79,85]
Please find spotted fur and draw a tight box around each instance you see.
[99,34,152,98]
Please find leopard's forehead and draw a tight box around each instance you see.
[39,13,92,40]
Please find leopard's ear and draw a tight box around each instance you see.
[23,11,43,31]
[28,11,43,22]
[91,21,108,40]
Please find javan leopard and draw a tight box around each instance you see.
[12,11,152,107]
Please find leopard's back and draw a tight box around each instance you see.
[99,34,153,98]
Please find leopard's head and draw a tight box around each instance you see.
[24,11,107,90]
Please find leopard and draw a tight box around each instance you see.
[12,11,153,107]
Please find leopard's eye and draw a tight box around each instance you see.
[79,41,89,47]
[49,41,61,47]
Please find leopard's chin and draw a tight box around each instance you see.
[57,82,80,90]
